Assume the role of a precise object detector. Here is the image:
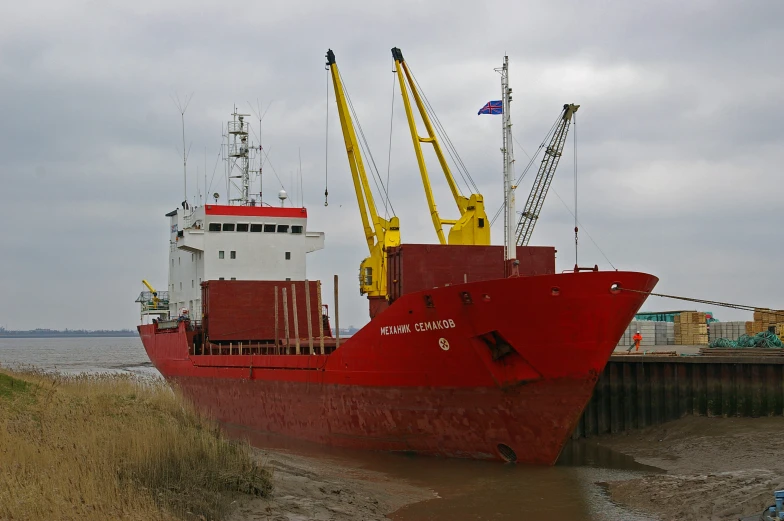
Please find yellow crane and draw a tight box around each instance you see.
[142,279,159,308]
[326,49,400,298]
[391,47,490,246]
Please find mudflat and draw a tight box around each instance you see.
[229,448,436,521]
[597,416,784,521]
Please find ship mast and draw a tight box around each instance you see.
[227,109,253,205]
[497,55,516,269]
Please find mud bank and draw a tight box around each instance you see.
[229,448,436,521]
[597,416,784,521]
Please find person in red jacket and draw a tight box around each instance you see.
[632,330,643,352]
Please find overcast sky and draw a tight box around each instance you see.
[1,0,782,330]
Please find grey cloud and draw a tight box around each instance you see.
[0,0,782,330]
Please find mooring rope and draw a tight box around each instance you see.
[620,287,760,312]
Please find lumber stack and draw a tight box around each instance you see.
[747,308,784,335]
[674,312,708,345]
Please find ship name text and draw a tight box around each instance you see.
[380,319,456,336]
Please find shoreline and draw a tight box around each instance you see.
[595,416,784,521]
[229,447,436,521]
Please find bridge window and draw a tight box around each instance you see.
[231,277,236,280]
[219,277,224,280]
[236,223,249,232]
[230,251,236,259]
[250,224,263,232]
[208,223,221,232]
[218,251,225,259]
[222,223,235,232]
[277,225,289,233]
[285,252,291,260]
[291,225,303,234]
[263,224,276,232]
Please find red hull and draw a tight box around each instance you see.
[139,271,656,464]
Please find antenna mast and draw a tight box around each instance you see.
[172,93,194,204]
[496,56,516,268]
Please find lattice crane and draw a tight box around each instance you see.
[515,104,579,246]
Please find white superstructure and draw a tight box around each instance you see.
[137,107,325,322]
[166,203,324,319]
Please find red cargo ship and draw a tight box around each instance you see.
[137,52,656,464]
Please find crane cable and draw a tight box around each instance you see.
[489,109,564,226]
[340,74,396,216]
[407,65,479,195]
[573,112,578,267]
[324,67,329,206]
[384,66,396,219]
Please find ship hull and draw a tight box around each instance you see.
[139,270,657,464]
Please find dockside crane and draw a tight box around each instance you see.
[391,48,490,246]
[515,104,579,246]
[326,49,400,299]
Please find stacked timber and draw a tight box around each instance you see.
[674,312,708,345]
[708,321,746,342]
[747,308,784,335]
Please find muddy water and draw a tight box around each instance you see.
[1,338,659,520]
[381,443,658,521]
[229,426,660,521]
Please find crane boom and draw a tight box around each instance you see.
[515,103,579,246]
[142,279,159,308]
[142,279,157,294]
[391,48,490,246]
[326,49,400,298]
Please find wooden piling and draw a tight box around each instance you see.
[282,287,290,354]
[334,275,340,348]
[304,279,314,355]
[291,284,300,355]
[274,286,279,355]
[317,280,324,354]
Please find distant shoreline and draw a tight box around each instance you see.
[0,332,137,339]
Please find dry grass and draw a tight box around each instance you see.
[0,369,271,521]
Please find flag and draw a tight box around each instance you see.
[477,100,502,115]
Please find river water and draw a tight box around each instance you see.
[0,337,658,520]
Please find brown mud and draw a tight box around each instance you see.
[228,448,436,521]
[597,416,784,521]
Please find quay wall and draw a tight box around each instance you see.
[573,354,784,439]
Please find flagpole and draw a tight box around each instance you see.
[500,55,516,272]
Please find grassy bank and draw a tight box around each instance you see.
[0,369,271,521]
